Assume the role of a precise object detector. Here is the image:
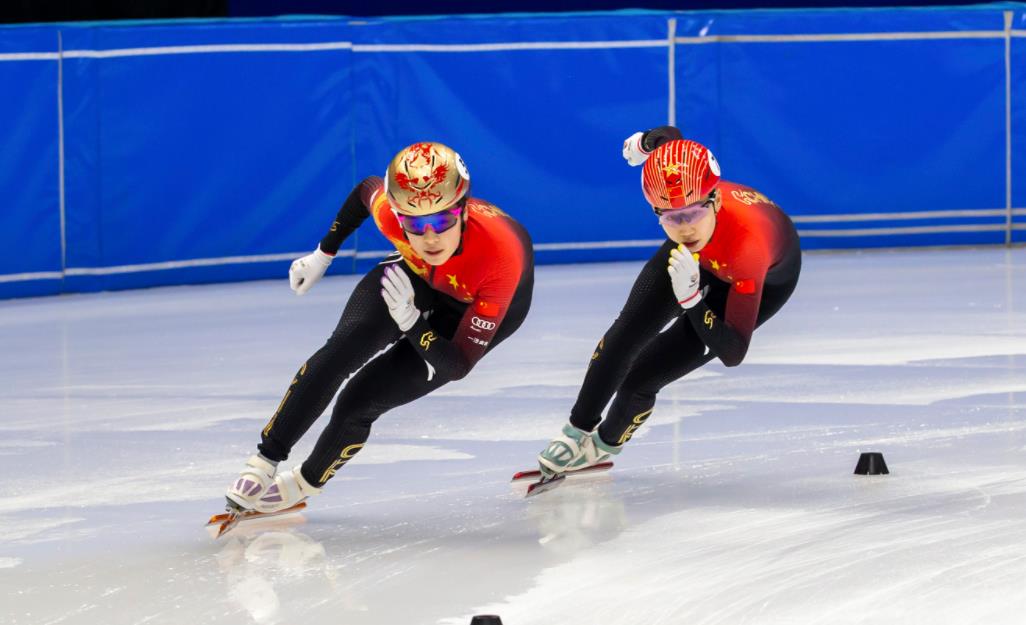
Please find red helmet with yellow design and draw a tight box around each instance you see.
[641,139,720,210]
[385,142,471,216]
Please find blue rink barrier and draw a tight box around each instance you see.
[1,5,1024,298]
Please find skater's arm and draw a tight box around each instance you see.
[290,177,383,295]
[319,176,382,254]
[683,287,760,367]
[403,268,519,381]
[623,126,684,166]
[685,256,767,366]
[668,242,767,367]
[641,126,683,152]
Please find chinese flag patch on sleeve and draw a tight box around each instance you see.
[475,299,500,317]
[734,278,756,294]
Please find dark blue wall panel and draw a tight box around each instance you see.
[350,14,671,271]
[678,9,1011,250]
[0,6,1022,298]
[1012,10,1026,243]
[60,27,104,279]
[64,22,355,292]
[0,27,62,298]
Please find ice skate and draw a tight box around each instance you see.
[538,423,620,477]
[225,454,278,512]
[255,465,322,514]
[536,423,589,478]
[212,459,318,538]
[571,429,621,472]
[519,424,620,496]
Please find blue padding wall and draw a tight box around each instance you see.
[1,6,1024,298]
[1014,28,1026,243]
[58,22,356,293]
[678,9,1013,249]
[348,13,673,271]
[1,27,62,298]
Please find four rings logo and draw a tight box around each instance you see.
[471,316,496,331]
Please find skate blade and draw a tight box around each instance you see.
[511,461,614,482]
[206,501,307,525]
[214,513,241,538]
[206,501,308,539]
[525,474,566,497]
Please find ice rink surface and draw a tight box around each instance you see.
[2,247,1025,625]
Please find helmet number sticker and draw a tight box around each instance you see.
[455,153,470,181]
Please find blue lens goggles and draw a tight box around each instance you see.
[394,207,462,236]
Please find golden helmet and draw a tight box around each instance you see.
[385,142,471,216]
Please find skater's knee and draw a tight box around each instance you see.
[618,382,659,402]
[351,411,382,429]
[331,396,385,430]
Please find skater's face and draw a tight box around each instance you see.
[658,189,719,252]
[406,210,464,265]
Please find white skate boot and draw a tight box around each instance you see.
[226,454,278,512]
[538,423,621,478]
[254,465,322,514]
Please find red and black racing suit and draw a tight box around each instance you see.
[570,129,801,447]
[258,177,534,486]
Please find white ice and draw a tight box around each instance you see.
[1,247,1025,625]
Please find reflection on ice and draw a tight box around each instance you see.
[216,522,339,624]
[523,480,627,555]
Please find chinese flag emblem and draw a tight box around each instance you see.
[734,279,756,294]
[475,299,499,317]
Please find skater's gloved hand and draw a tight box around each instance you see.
[622,131,650,167]
[381,265,420,332]
[668,244,702,309]
[289,246,334,295]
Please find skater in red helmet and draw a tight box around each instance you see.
[536,127,801,480]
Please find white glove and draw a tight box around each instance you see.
[622,131,650,166]
[380,265,420,332]
[668,244,702,309]
[289,246,334,295]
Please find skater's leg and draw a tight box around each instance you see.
[596,319,711,447]
[598,272,801,447]
[257,261,403,462]
[567,240,683,432]
[300,276,532,487]
[299,340,452,486]
[226,261,402,511]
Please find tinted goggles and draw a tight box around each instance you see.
[655,197,714,226]
[394,207,462,236]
